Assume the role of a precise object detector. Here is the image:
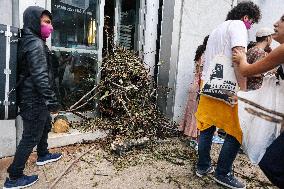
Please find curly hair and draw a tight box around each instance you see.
[226,1,261,23]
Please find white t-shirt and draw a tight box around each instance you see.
[202,20,248,81]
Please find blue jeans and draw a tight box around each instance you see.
[197,126,241,176]
[7,106,51,179]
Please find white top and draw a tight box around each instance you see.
[202,20,248,81]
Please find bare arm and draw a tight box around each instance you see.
[233,44,284,76]
[232,46,247,90]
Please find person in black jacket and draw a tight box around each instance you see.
[4,6,62,189]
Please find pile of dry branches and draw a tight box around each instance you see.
[74,47,178,142]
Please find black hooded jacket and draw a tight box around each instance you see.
[17,6,60,113]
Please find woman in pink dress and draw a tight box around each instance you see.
[179,36,209,147]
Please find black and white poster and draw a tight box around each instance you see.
[201,54,238,105]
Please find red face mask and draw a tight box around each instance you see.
[40,24,53,40]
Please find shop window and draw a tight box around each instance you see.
[51,0,99,111]
[52,0,98,49]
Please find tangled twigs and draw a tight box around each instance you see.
[74,47,177,143]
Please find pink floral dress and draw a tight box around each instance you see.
[179,58,203,138]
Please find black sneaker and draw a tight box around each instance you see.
[36,153,62,166]
[214,172,246,189]
[3,175,38,189]
[196,166,214,177]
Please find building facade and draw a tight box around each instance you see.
[0,0,161,157]
[1,0,283,157]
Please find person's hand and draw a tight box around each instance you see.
[232,48,247,64]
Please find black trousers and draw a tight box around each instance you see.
[259,132,284,188]
[7,108,51,179]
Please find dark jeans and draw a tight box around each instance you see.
[7,108,51,179]
[259,132,284,188]
[197,126,241,176]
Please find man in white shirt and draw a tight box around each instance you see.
[196,2,261,189]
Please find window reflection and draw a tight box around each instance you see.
[52,0,98,48]
[51,0,98,111]
[52,51,97,110]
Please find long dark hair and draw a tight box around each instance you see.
[247,41,256,50]
[194,35,209,61]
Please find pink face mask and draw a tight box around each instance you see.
[40,24,53,40]
[243,20,252,30]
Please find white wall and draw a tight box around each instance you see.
[0,0,12,25]
[173,0,237,123]
[143,0,159,76]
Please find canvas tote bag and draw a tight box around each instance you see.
[238,76,283,164]
[201,22,239,106]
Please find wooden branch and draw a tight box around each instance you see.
[239,96,284,118]
[245,108,282,123]
[111,82,137,91]
[123,92,131,102]
[116,96,137,128]
[245,108,284,133]
[118,97,132,119]
[69,85,98,110]
[70,91,100,112]
[221,89,284,118]
[111,82,127,90]
[150,88,156,97]
[49,145,97,189]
